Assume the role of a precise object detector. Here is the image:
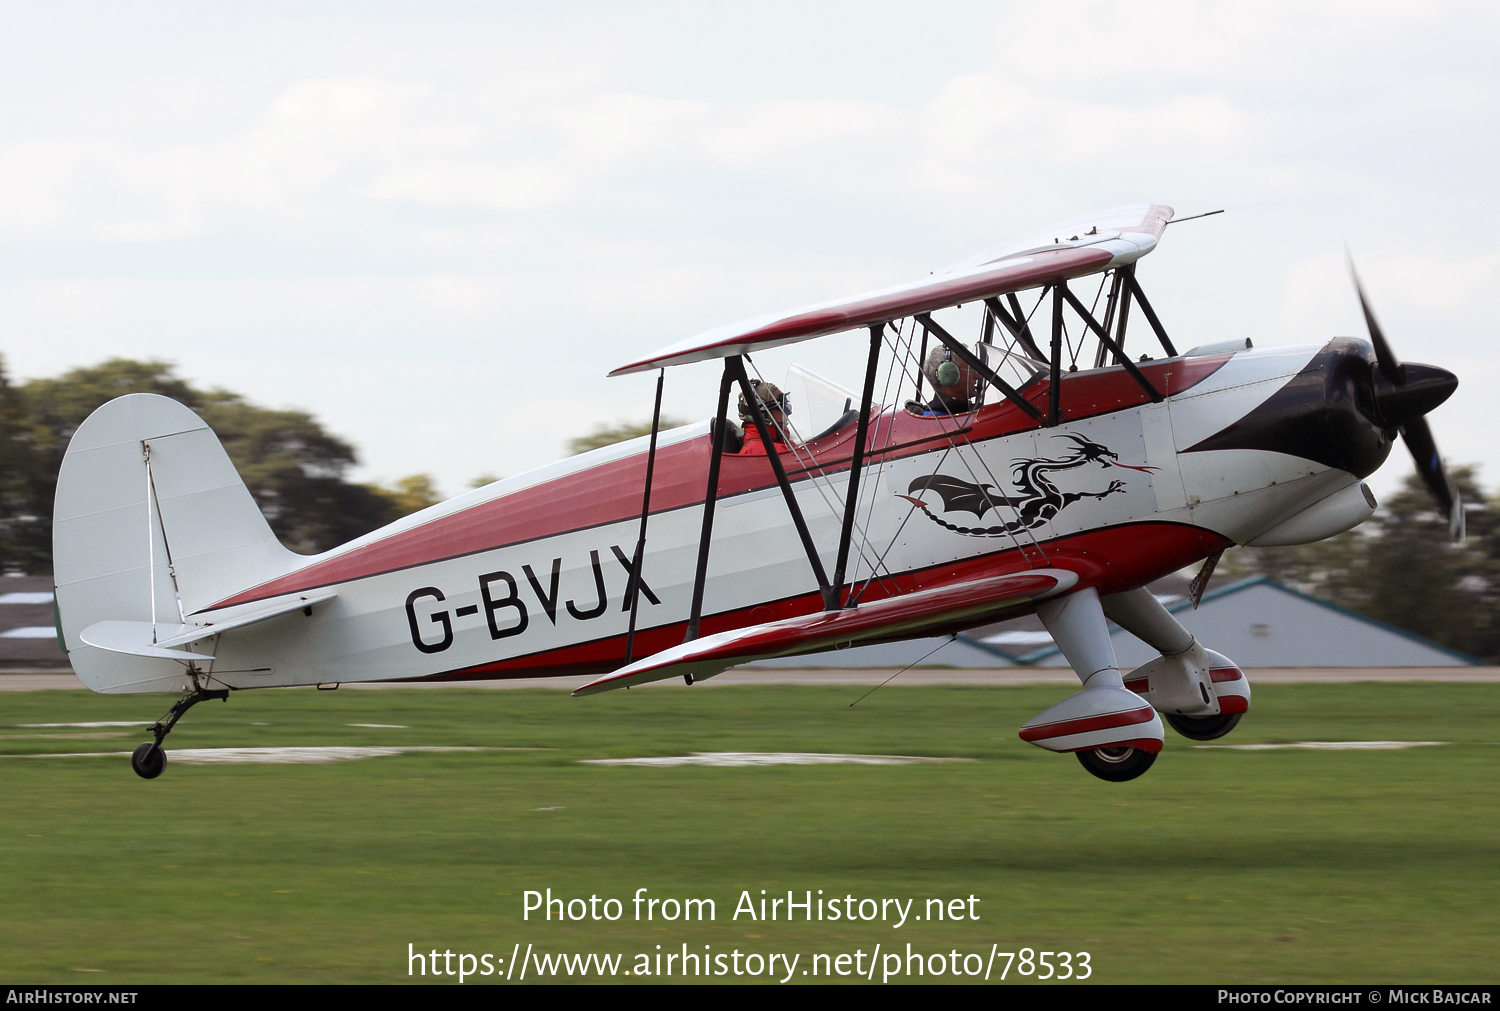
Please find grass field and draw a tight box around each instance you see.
[0,681,1496,985]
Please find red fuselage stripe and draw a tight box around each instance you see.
[394,521,1230,683]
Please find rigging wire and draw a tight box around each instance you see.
[920,311,1051,559]
[844,320,908,596]
[847,636,954,707]
[742,354,901,599]
[848,314,1048,605]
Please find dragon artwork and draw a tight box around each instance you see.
[899,433,1158,537]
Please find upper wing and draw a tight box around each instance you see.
[571,569,1078,695]
[608,204,1172,376]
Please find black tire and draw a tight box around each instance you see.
[131,742,166,780]
[1165,711,1243,742]
[1076,746,1157,782]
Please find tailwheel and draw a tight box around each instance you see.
[131,742,166,780]
[1076,745,1157,782]
[130,685,228,779]
[1166,711,1243,741]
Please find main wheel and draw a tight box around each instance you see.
[131,742,166,780]
[1076,746,1157,782]
[1166,711,1243,742]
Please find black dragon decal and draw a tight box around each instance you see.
[899,433,1157,537]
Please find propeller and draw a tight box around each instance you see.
[1350,260,1465,540]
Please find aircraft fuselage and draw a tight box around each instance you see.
[110,337,1409,693]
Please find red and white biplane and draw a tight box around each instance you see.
[52,204,1462,781]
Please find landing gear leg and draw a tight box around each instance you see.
[1019,587,1166,778]
[131,685,229,780]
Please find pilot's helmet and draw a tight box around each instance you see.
[923,345,980,401]
[738,380,791,432]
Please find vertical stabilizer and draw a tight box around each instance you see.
[53,394,303,693]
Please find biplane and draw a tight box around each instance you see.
[51,204,1461,781]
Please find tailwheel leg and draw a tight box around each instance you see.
[132,687,229,780]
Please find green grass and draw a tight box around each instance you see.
[0,682,1496,984]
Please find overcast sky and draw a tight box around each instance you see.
[1,1,1494,501]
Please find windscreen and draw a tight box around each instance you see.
[976,342,1048,402]
[783,364,861,443]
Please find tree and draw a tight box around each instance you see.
[0,358,39,573]
[11,359,206,573]
[567,418,685,456]
[7,357,404,569]
[367,474,443,516]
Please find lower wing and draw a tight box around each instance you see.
[572,569,1078,696]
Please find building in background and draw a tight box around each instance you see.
[750,576,1477,669]
[0,576,68,670]
[1006,576,1477,668]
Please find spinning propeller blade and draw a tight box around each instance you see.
[1349,260,1464,540]
[1398,415,1465,541]
[1351,261,1405,386]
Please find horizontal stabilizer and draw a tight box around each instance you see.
[80,592,336,660]
[80,621,216,661]
[572,569,1077,696]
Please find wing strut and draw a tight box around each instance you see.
[1058,281,1164,403]
[728,356,837,610]
[1049,287,1064,425]
[684,366,736,643]
[1093,271,1125,369]
[912,318,929,403]
[984,296,1047,362]
[623,369,665,663]
[829,324,882,610]
[914,313,1043,423]
[1121,264,1178,358]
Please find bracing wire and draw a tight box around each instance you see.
[845,321,908,595]
[848,636,954,707]
[742,354,901,598]
[847,314,1047,606]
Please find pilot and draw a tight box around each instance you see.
[920,345,981,415]
[738,380,791,443]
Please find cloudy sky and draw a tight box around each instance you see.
[1,1,1494,500]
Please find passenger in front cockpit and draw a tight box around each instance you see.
[738,380,791,443]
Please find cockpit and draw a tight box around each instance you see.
[727,340,1052,455]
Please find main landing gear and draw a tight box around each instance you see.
[131,685,229,779]
[1018,588,1169,783]
[1165,711,1243,742]
[1076,746,1157,782]
[1018,585,1252,782]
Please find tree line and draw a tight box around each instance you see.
[0,357,443,572]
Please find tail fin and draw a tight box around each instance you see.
[54,394,302,693]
